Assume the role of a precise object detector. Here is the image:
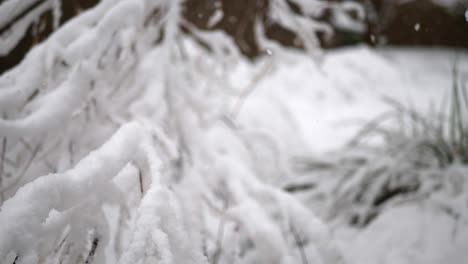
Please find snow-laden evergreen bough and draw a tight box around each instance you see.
[0,0,364,263]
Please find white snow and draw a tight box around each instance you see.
[0,0,466,264]
[346,203,468,264]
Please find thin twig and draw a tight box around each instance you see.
[212,199,228,264]
[138,168,144,196]
[290,224,309,264]
[230,58,274,118]
[68,141,74,167]
[84,236,99,264]
[0,137,6,203]
[0,142,41,193]
[113,206,128,259]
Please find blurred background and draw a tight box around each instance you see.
[1,0,467,74]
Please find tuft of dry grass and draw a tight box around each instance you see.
[292,59,468,227]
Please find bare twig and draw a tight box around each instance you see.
[0,137,6,203]
[138,168,144,196]
[212,199,228,264]
[0,142,41,193]
[113,206,128,259]
[230,58,274,118]
[84,236,99,264]
[68,141,74,167]
[290,224,309,264]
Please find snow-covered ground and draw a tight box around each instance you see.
[238,46,468,264]
[239,46,467,153]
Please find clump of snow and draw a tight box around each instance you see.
[0,0,364,263]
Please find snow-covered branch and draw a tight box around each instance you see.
[0,0,361,263]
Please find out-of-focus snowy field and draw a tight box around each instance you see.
[239,47,468,264]
[238,47,466,153]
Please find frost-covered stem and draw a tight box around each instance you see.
[138,168,144,195]
[0,142,41,194]
[0,0,46,34]
[0,63,93,139]
[162,0,183,49]
[84,236,99,264]
[291,224,309,264]
[212,200,228,264]
[0,122,152,260]
[0,0,52,56]
[51,0,62,31]
[230,57,274,118]
[0,137,5,203]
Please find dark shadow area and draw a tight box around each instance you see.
[1,0,467,74]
